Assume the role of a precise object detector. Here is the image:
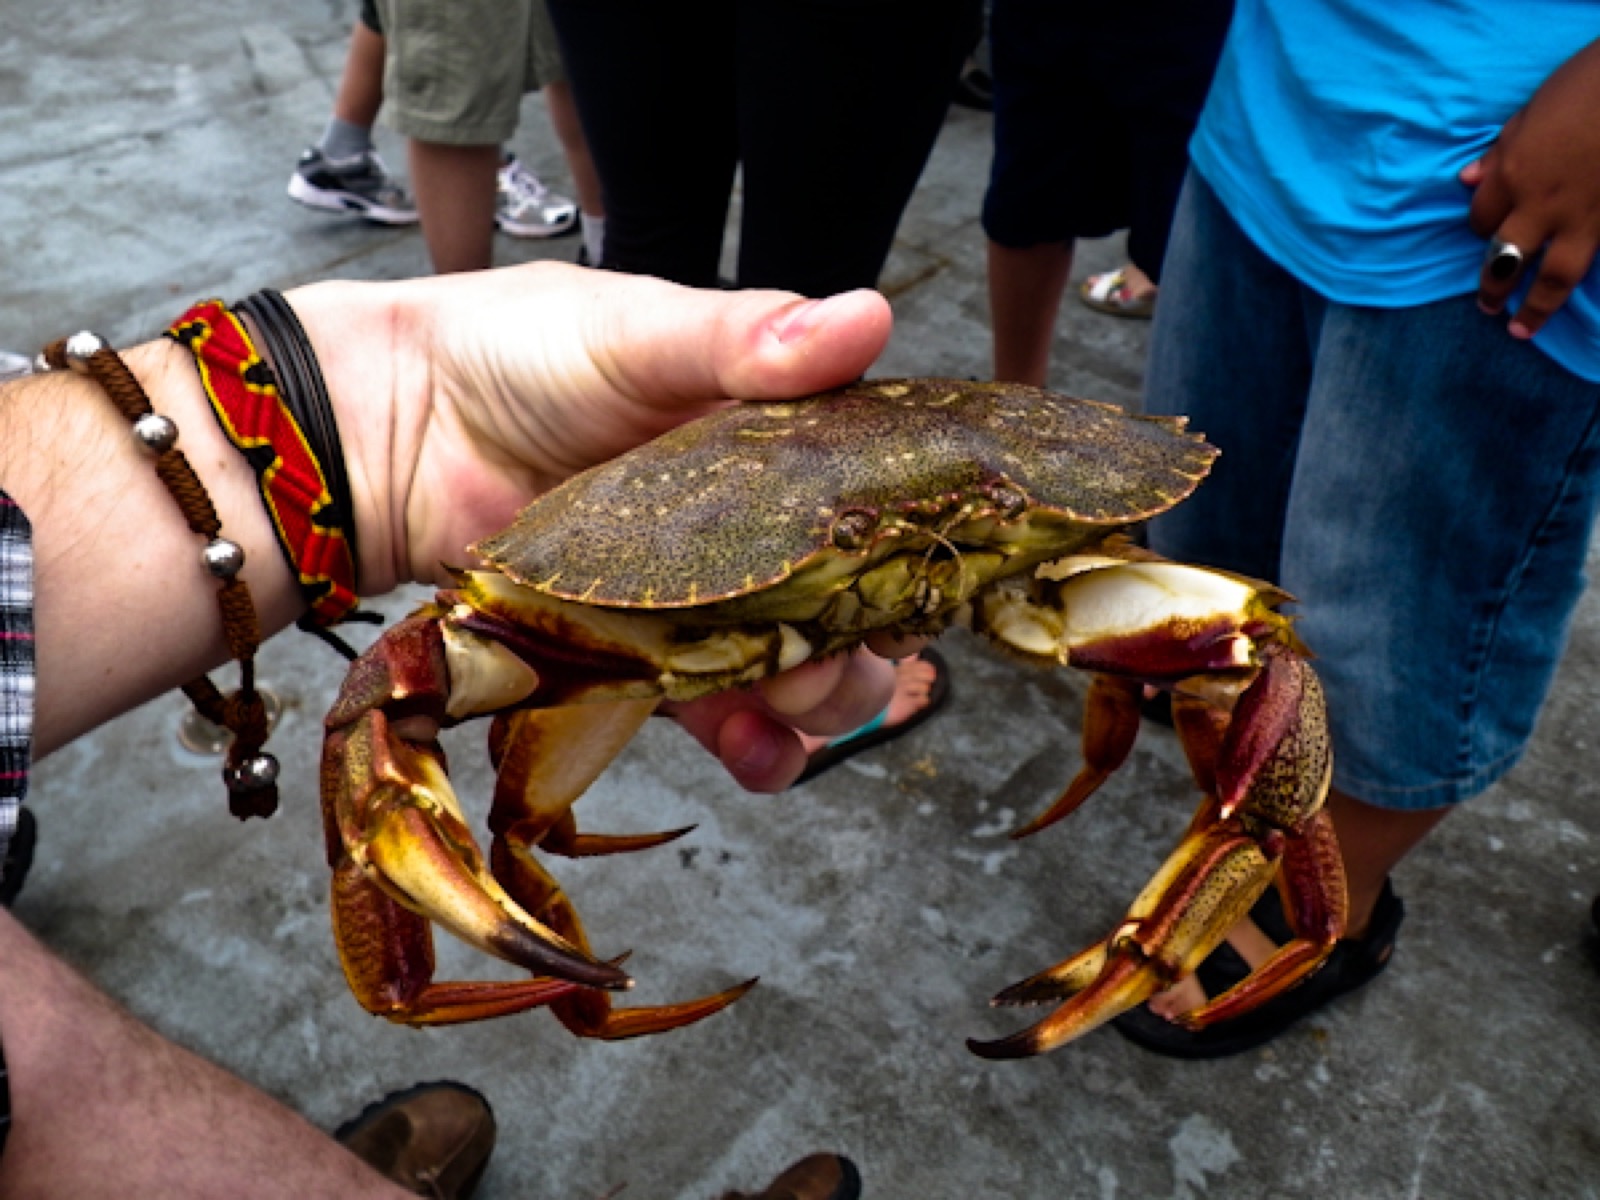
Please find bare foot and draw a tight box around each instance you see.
[797,653,942,757]
[1146,914,1280,1020]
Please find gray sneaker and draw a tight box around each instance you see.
[288,146,419,226]
[495,155,577,239]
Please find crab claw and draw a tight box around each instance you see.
[327,708,632,993]
[970,648,1342,1058]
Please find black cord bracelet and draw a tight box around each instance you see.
[232,289,361,593]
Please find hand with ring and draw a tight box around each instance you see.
[1461,37,1600,338]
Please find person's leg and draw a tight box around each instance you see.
[543,78,605,261]
[983,0,1123,376]
[547,0,737,287]
[408,141,502,272]
[987,241,1074,386]
[379,0,530,272]
[1145,241,1600,1031]
[734,0,982,296]
[0,910,412,1199]
[1145,172,1313,583]
[332,14,387,133]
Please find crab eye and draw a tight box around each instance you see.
[831,509,878,551]
[987,484,1027,520]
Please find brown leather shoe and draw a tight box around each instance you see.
[720,1153,863,1200]
[335,1081,496,1199]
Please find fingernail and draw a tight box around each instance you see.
[774,294,845,345]
[1478,299,1501,316]
[1509,320,1533,340]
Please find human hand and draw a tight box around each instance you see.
[665,632,927,793]
[288,263,896,792]
[1462,38,1600,339]
[288,263,892,594]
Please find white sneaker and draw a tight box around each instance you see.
[496,155,578,239]
[288,147,419,226]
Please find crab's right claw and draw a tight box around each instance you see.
[324,708,632,994]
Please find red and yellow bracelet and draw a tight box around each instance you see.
[165,299,359,627]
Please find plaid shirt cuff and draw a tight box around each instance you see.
[0,490,34,861]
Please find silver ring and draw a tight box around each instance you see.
[1486,239,1525,282]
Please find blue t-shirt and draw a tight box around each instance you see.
[1191,1,1600,382]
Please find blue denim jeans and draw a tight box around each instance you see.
[1146,173,1600,810]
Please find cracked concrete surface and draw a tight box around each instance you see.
[4,2,1599,1196]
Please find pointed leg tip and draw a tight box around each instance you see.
[966,1033,1040,1061]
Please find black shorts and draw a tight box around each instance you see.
[980,0,1231,275]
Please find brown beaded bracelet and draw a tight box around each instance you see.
[38,331,280,820]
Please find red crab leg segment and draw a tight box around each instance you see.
[488,705,758,1039]
[323,613,632,1025]
[968,649,1346,1058]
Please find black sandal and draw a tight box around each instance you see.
[1113,878,1404,1059]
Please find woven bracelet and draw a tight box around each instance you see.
[38,332,280,820]
[165,299,360,628]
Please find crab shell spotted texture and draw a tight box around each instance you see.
[472,379,1219,632]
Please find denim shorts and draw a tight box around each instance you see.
[1145,173,1600,810]
[375,0,564,145]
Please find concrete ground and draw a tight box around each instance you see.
[6,3,1600,1197]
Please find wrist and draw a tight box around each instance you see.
[277,278,419,595]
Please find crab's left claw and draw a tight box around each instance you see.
[325,706,633,998]
[971,649,1346,1058]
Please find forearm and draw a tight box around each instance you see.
[1,337,303,756]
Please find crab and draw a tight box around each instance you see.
[321,378,1348,1054]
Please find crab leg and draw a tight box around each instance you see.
[969,647,1345,1058]
[488,703,695,857]
[1011,674,1144,839]
[489,703,758,1039]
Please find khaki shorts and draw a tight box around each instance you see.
[375,0,564,145]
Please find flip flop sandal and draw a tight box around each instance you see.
[1079,268,1158,319]
[793,649,951,786]
[1112,878,1405,1059]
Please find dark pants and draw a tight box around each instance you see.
[548,0,982,296]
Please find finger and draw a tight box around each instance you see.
[1509,234,1599,339]
[715,709,810,794]
[756,648,897,739]
[586,273,894,411]
[1461,126,1513,236]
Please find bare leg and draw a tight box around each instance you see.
[407,142,502,273]
[0,910,412,1199]
[544,80,603,220]
[987,239,1073,387]
[1148,788,1450,1017]
[333,20,386,129]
